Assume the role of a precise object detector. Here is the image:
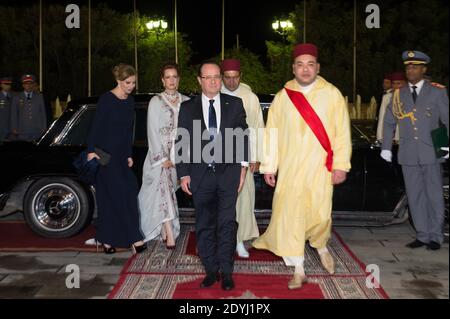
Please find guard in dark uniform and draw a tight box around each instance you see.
[381,50,449,250]
[0,77,14,141]
[10,74,47,141]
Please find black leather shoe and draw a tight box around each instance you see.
[132,243,147,254]
[200,272,220,288]
[427,241,441,250]
[221,273,235,291]
[405,239,427,248]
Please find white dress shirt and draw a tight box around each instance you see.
[408,79,425,95]
[201,93,221,132]
[201,93,248,168]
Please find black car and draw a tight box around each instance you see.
[0,93,443,238]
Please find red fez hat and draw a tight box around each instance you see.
[390,71,406,81]
[221,59,241,72]
[292,43,318,60]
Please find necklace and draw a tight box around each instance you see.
[163,91,179,105]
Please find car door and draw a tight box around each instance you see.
[332,124,365,212]
[363,143,404,212]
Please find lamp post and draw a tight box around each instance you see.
[146,19,168,39]
[272,19,293,42]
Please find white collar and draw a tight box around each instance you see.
[298,79,317,94]
[202,93,220,103]
[408,79,425,92]
[221,85,240,96]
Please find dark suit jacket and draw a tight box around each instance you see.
[176,93,249,192]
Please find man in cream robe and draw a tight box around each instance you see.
[252,43,352,289]
[377,72,405,142]
[221,58,265,258]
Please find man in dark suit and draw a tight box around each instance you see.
[176,60,249,291]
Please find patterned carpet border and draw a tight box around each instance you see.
[109,273,388,299]
[122,225,367,276]
[110,225,389,299]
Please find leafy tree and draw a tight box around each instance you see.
[287,0,448,102]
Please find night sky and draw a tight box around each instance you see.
[11,0,301,62]
[127,0,302,62]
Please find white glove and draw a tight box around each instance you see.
[380,150,392,162]
[442,147,449,159]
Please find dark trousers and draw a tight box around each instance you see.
[402,164,445,244]
[192,166,239,274]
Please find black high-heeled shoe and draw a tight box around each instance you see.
[132,243,147,254]
[103,245,116,254]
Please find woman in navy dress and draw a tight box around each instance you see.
[86,63,146,254]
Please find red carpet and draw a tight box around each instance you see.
[0,221,98,252]
[186,231,281,261]
[109,225,389,299]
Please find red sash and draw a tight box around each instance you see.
[285,87,333,172]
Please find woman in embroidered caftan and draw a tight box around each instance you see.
[138,63,189,248]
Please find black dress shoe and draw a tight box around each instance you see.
[405,239,427,248]
[200,272,220,288]
[221,273,235,291]
[427,241,441,250]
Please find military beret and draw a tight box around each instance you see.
[21,74,36,83]
[402,50,431,65]
[0,77,13,84]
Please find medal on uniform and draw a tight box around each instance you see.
[426,107,432,117]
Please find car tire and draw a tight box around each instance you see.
[24,177,93,238]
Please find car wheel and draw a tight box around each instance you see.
[24,177,93,238]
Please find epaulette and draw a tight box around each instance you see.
[431,82,446,89]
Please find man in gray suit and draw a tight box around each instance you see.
[10,74,47,141]
[381,50,449,250]
[0,77,14,142]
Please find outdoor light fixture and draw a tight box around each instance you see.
[272,21,279,30]
[272,19,293,35]
[146,19,168,30]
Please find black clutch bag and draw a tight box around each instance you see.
[72,150,99,185]
[94,147,111,166]
[430,126,448,158]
